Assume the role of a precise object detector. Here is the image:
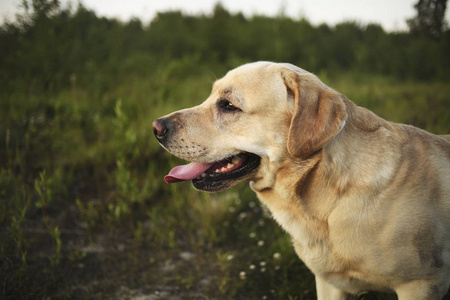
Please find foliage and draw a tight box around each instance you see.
[1,0,450,97]
[407,0,448,40]
[0,0,449,299]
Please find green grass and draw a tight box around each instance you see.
[0,60,449,299]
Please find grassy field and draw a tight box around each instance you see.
[1,59,449,299]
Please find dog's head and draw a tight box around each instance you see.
[153,62,347,192]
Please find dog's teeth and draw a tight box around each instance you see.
[232,156,241,164]
[213,158,240,174]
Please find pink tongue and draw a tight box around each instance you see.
[164,162,214,183]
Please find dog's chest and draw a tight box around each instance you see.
[264,202,375,292]
[255,189,334,265]
[256,189,372,287]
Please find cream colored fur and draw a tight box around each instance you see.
[156,62,450,299]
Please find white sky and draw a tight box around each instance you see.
[1,0,450,31]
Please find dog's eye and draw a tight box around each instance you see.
[225,102,237,111]
[218,100,240,112]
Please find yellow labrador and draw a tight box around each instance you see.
[153,62,450,299]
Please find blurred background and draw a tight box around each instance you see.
[0,0,449,299]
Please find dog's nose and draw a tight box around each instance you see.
[152,118,168,140]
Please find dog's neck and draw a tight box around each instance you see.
[251,152,330,245]
[251,99,401,246]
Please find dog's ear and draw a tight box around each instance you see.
[281,69,348,158]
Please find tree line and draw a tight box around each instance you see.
[1,0,449,96]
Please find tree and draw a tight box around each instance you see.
[407,0,448,40]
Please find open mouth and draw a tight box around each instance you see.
[164,153,261,192]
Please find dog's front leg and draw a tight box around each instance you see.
[395,279,448,300]
[315,276,351,300]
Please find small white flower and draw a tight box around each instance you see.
[261,267,266,273]
[273,252,281,260]
[239,271,246,280]
[249,232,256,238]
[259,261,266,267]
[258,219,265,227]
[257,240,264,247]
[249,201,256,208]
[226,254,234,261]
[249,264,256,270]
[229,206,236,213]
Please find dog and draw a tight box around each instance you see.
[153,62,450,299]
